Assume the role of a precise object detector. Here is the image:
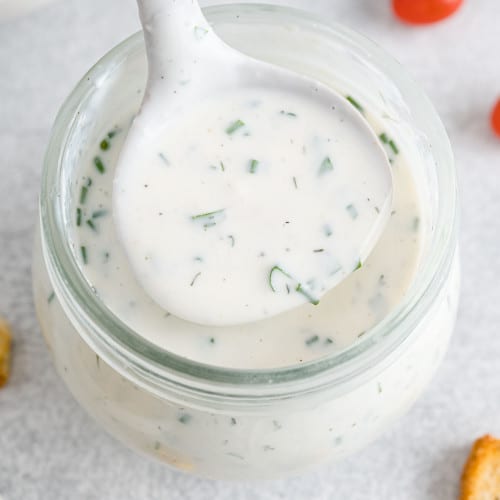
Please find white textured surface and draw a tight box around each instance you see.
[1,0,499,499]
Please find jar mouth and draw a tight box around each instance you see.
[40,3,457,393]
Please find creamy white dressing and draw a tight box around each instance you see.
[113,0,393,325]
[114,89,392,325]
[72,108,421,369]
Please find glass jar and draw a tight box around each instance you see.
[33,4,459,480]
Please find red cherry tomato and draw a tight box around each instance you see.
[392,0,463,24]
[491,99,500,138]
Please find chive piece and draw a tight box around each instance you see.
[388,139,399,155]
[319,156,333,175]
[323,224,333,237]
[313,249,324,253]
[354,260,362,271]
[100,139,109,151]
[191,209,225,220]
[379,132,389,144]
[92,209,108,219]
[379,133,399,155]
[191,209,225,229]
[230,417,237,426]
[296,283,320,305]
[268,265,293,292]
[178,413,191,424]
[249,159,259,174]
[325,337,334,344]
[228,235,235,247]
[305,335,320,346]
[93,156,105,174]
[190,272,201,287]
[47,291,55,304]
[79,186,88,204]
[80,246,88,265]
[346,95,364,113]
[280,110,297,117]
[96,354,100,368]
[209,337,215,344]
[220,161,225,172]
[107,128,120,139]
[292,176,298,189]
[226,119,245,135]
[158,152,169,165]
[76,208,82,226]
[346,204,358,219]
[357,330,367,338]
[86,219,97,232]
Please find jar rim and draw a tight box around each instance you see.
[40,3,457,396]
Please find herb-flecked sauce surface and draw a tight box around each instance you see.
[71,106,422,369]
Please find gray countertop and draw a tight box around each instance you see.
[1,1,500,499]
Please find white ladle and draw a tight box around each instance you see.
[113,0,393,326]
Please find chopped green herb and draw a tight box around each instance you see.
[79,186,88,204]
[230,417,237,425]
[226,452,244,460]
[228,235,235,247]
[313,249,324,253]
[92,209,108,219]
[178,413,191,424]
[209,337,215,344]
[158,152,169,165]
[296,283,320,305]
[191,209,225,229]
[379,132,389,144]
[325,337,334,344]
[192,209,225,220]
[273,420,282,430]
[96,354,100,368]
[319,156,333,175]
[305,335,320,346]
[93,156,105,174]
[76,208,82,226]
[346,204,359,219]
[279,110,297,117]
[354,260,362,271]
[47,291,55,304]
[190,272,201,286]
[388,139,399,155]
[226,119,245,135]
[86,219,97,232]
[323,224,333,237]
[379,133,399,155]
[220,161,225,172]
[80,246,88,265]
[100,139,109,151]
[346,95,364,113]
[268,265,292,292]
[107,128,120,139]
[249,158,259,174]
[357,330,366,338]
[292,176,298,189]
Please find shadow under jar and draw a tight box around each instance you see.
[33,4,459,480]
